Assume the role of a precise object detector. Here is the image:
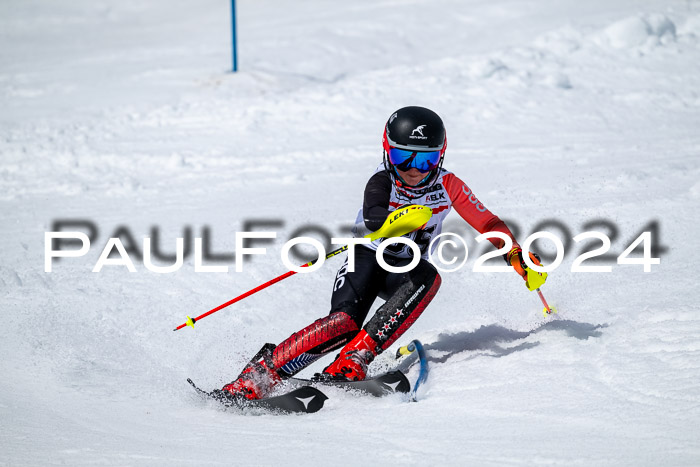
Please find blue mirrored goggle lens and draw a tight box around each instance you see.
[388,148,441,172]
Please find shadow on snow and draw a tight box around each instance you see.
[396,320,607,370]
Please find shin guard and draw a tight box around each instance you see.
[272,311,359,378]
[364,270,441,353]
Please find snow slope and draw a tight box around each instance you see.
[1,0,699,465]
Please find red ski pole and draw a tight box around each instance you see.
[173,250,341,331]
[536,288,556,316]
[173,205,433,331]
[520,257,556,316]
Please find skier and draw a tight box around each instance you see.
[217,106,545,401]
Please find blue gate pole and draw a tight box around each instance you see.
[409,340,429,402]
[231,0,238,72]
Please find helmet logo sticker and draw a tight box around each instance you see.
[410,125,427,139]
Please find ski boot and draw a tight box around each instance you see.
[317,330,378,381]
[221,344,282,401]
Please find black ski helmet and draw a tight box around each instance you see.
[382,106,447,197]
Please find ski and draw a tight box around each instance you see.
[187,378,328,414]
[290,370,411,397]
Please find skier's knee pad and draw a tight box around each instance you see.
[272,311,359,377]
[408,259,440,285]
[328,305,367,329]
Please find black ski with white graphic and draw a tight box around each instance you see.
[292,370,411,397]
[187,378,327,414]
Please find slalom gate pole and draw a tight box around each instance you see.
[396,339,430,402]
[231,0,238,72]
[408,340,429,402]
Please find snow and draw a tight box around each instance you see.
[1,0,700,465]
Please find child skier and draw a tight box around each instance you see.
[218,106,544,401]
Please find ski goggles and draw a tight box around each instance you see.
[388,147,442,173]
